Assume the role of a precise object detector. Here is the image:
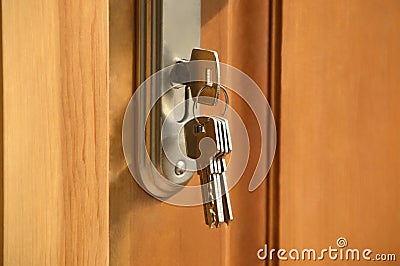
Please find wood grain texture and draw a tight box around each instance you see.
[109,0,273,265]
[2,0,109,265]
[280,0,400,265]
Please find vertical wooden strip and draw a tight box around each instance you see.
[227,1,270,266]
[0,1,3,263]
[58,1,109,265]
[203,1,274,265]
[266,1,282,265]
[109,0,135,264]
[1,0,109,264]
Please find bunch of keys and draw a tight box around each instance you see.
[184,115,233,227]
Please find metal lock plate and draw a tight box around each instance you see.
[135,0,202,198]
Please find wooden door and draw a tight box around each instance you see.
[279,0,400,265]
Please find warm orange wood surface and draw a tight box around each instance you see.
[109,0,273,265]
[1,0,109,264]
[4,0,398,265]
[202,1,273,265]
[3,0,397,265]
[279,0,400,265]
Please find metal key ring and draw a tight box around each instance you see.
[192,84,230,125]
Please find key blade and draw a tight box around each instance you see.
[213,171,225,225]
[216,119,226,158]
[221,117,232,152]
[199,169,212,226]
[211,118,222,157]
[219,158,233,223]
[201,166,218,227]
[219,117,229,155]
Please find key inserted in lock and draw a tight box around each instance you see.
[170,48,221,106]
[187,48,221,106]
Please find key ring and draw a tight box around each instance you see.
[192,84,230,125]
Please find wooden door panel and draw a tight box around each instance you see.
[1,0,109,264]
[109,0,273,265]
[280,0,400,265]
[109,1,227,265]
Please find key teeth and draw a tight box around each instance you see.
[200,157,233,229]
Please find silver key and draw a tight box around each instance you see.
[184,115,233,227]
